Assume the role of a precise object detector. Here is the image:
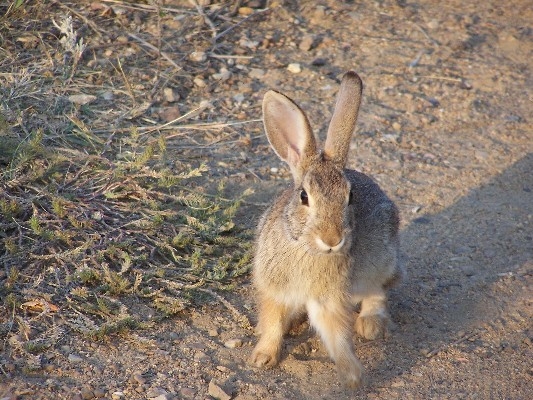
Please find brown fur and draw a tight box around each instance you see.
[250,72,402,388]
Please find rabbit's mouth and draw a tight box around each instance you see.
[314,235,347,254]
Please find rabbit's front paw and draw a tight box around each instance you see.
[355,313,389,340]
[249,345,279,368]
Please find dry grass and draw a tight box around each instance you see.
[0,0,264,359]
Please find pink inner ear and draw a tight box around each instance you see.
[286,144,300,167]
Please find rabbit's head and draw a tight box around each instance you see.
[262,72,363,254]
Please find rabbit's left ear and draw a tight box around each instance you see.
[263,90,317,181]
[324,71,363,166]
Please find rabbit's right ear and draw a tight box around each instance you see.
[262,90,317,181]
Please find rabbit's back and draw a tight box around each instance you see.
[344,169,401,293]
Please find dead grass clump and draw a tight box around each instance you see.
[1,0,265,357]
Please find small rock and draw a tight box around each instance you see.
[270,167,279,174]
[299,35,314,51]
[101,91,114,101]
[426,19,439,29]
[217,365,231,372]
[132,372,146,385]
[68,354,83,363]
[238,6,254,15]
[179,387,196,399]
[68,94,97,105]
[194,351,210,361]
[208,379,231,400]
[391,380,405,388]
[212,68,232,81]
[233,94,245,104]
[190,51,207,62]
[158,106,181,122]
[287,63,302,74]
[111,392,125,400]
[80,387,94,400]
[420,348,430,356]
[311,58,327,66]
[163,87,179,103]
[224,338,243,349]
[147,387,168,400]
[93,388,106,398]
[248,68,265,79]
[193,77,207,88]
[312,6,326,22]
[208,328,219,337]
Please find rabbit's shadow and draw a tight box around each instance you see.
[366,152,533,390]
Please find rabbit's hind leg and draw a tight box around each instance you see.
[354,292,390,340]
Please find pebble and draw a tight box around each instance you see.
[270,167,279,174]
[194,351,210,361]
[163,87,179,103]
[132,372,147,385]
[208,328,220,337]
[147,387,168,399]
[224,338,243,349]
[212,68,232,81]
[238,6,254,15]
[179,387,196,398]
[69,94,97,105]
[93,388,106,398]
[193,77,207,88]
[111,392,125,400]
[158,106,181,122]
[189,51,207,62]
[391,380,405,388]
[208,379,231,400]
[426,19,439,29]
[80,387,94,400]
[299,35,314,51]
[217,365,231,372]
[287,63,302,74]
[68,354,83,363]
[248,68,266,79]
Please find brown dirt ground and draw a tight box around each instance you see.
[1,0,532,399]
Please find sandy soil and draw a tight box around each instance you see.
[2,0,532,399]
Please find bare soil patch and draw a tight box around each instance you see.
[1,1,532,399]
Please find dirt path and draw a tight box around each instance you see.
[2,1,532,399]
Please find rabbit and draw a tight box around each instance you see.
[249,71,402,388]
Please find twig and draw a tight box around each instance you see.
[127,33,181,71]
[214,8,270,42]
[115,56,137,105]
[424,330,481,358]
[101,0,195,14]
[92,118,262,135]
[412,22,439,46]
[418,75,463,82]
[189,0,218,38]
[208,53,254,59]
[196,287,252,330]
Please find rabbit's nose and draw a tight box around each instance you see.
[316,236,346,253]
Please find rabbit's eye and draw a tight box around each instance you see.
[300,189,309,206]
[348,191,354,205]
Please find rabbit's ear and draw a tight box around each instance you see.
[324,71,363,166]
[263,90,317,177]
